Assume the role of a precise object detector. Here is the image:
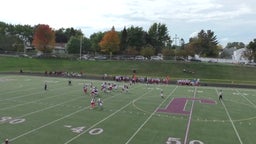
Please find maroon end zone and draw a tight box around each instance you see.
[157,98,216,115]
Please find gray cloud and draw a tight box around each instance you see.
[1,0,255,46]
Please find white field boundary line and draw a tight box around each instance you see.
[64,88,153,144]
[124,85,178,144]
[0,86,81,111]
[5,84,143,144]
[215,89,243,144]
[183,87,197,144]
[235,89,256,108]
[0,81,66,102]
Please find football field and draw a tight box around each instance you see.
[0,75,256,144]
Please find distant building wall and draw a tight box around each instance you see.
[197,48,249,64]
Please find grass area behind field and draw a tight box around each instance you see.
[1,56,256,85]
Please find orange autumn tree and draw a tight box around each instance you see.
[99,26,120,58]
[32,24,55,53]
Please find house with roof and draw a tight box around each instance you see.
[52,43,67,54]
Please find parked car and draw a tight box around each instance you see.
[150,56,163,60]
[94,55,107,60]
[190,58,202,62]
[135,55,145,60]
[208,60,217,63]
[19,54,32,58]
[78,55,89,60]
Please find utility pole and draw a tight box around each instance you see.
[173,34,179,61]
[173,34,179,47]
[80,36,82,60]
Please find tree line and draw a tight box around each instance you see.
[0,21,255,61]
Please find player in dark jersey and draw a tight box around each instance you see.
[219,89,223,100]
[44,82,47,90]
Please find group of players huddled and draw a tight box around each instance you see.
[82,81,130,110]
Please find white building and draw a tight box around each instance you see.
[232,48,248,63]
[195,48,250,64]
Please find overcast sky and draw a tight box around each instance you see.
[1,0,256,46]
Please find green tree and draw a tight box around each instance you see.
[162,48,174,60]
[90,32,104,54]
[140,45,155,58]
[188,30,219,57]
[13,24,34,45]
[126,47,139,55]
[82,37,92,53]
[225,42,245,49]
[120,27,128,53]
[0,21,7,35]
[246,38,256,62]
[126,26,146,53]
[0,22,34,52]
[180,38,185,49]
[66,36,81,54]
[0,34,23,52]
[148,23,171,54]
[65,27,83,40]
[184,43,196,57]
[55,28,68,43]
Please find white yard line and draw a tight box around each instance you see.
[124,86,178,144]
[183,87,197,144]
[221,101,243,144]
[216,89,243,144]
[235,89,256,107]
[64,88,153,144]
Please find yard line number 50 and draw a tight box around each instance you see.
[166,137,204,144]
[0,116,26,124]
